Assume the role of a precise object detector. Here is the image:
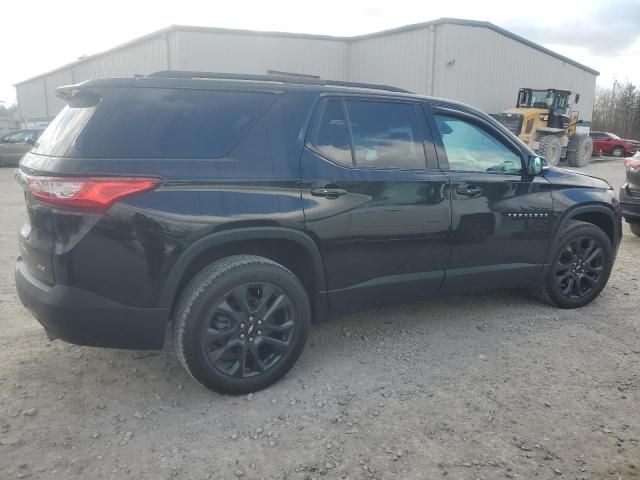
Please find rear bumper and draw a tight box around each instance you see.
[15,257,170,349]
[620,185,640,223]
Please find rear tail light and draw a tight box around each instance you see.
[22,175,162,213]
[625,157,640,172]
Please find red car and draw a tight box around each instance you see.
[590,131,639,157]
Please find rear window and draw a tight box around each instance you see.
[33,105,96,157]
[40,88,275,159]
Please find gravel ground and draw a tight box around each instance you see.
[1,159,638,480]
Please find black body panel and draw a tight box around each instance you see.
[14,75,622,349]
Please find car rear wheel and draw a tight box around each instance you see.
[173,255,310,394]
[611,146,625,157]
[630,223,640,237]
[533,220,613,308]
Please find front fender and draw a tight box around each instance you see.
[542,190,621,271]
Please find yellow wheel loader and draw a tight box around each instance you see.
[495,88,593,167]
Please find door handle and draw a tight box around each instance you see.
[310,186,347,199]
[456,185,482,196]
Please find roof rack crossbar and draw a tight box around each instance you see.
[147,70,412,93]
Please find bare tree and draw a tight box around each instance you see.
[592,80,640,139]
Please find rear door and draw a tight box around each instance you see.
[427,105,554,292]
[301,96,450,311]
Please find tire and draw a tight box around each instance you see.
[631,223,640,237]
[173,255,310,394]
[532,220,613,309]
[566,135,593,167]
[611,146,625,158]
[536,135,563,166]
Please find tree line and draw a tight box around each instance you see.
[592,80,640,140]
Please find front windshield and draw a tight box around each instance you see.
[609,133,621,140]
[530,90,553,108]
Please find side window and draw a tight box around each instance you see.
[310,98,428,170]
[315,100,353,166]
[68,88,275,159]
[345,100,426,169]
[434,114,522,173]
[6,132,30,144]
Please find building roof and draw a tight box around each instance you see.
[14,18,599,86]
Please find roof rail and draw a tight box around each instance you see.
[147,70,412,94]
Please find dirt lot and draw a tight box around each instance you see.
[1,159,638,480]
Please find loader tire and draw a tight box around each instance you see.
[567,135,593,167]
[536,135,563,166]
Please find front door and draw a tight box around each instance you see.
[428,106,554,293]
[301,97,451,311]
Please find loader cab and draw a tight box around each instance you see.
[516,88,573,129]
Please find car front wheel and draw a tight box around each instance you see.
[533,220,614,308]
[173,255,310,394]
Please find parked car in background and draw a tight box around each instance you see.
[15,72,621,394]
[0,129,44,166]
[621,151,640,237]
[590,131,639,158]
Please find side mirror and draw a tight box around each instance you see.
[575,94,580,104]
[25,137,36,146]
[527,155,549,176]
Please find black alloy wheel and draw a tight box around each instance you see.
[201,283,296,378]
[533,220,613,308]
[553,236,604,299]
[174,255,310,394]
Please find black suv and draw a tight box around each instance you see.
[15,72,621,394]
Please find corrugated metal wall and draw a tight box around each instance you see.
[432,24,596,120]
[16,34,171,122]
[71,34,168,81]
[16,78,48,121]
[348,28,432,94]
[175,30,348,79]
[14,23,597,123]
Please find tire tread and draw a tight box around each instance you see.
[532,220,612,308]
[173,255,308,393]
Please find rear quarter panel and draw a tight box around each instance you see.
[21,90,317,308]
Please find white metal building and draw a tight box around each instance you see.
[15,18,599,125]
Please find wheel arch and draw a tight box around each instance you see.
[539,202,620,281]
[611,144,626,154]
[160,227,329,320]
[554,203,620,250]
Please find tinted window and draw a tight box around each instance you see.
[72,88,275,159]
[435,114,522,173]
[345,101,425,169]
[2,131,39,144]
[311,99,426,170]
[315,99,353,166]
[33,105,96,156]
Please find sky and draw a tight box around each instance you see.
[1,0,639,105]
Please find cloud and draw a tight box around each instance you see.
[505,0,640,56]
